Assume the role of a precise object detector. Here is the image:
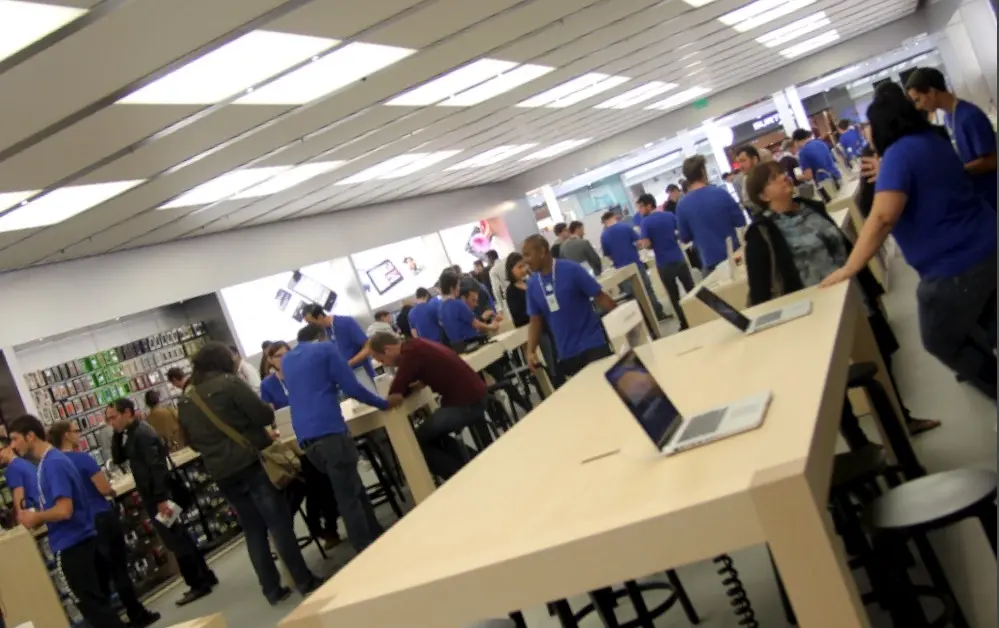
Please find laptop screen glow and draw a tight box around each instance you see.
[605,352,681,448]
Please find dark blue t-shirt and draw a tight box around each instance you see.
[600,221,641,268]
[64,451,112,516]
[640,211,685,264]
[329,316,376,380]
[945,100,998,212]
[839,128,865,157]
[526,259,607,360]
[6,456,39,508]
[38,449,96,553]
[407,299,444,342]
[260,373,290,410]
[439,298,479,343]
[676,185,747,269]
[798,139,841,182]
[876,130,997,279]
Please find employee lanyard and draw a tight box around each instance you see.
[278,375,289,396]
[543,263,556,294]
[36,447,56,509]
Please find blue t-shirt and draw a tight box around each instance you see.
[600,222,641,268]
[798,139,841,182]
[260,373,289,410]
[329,316,376,380]
[37,449,96,553]
[944,100,998,212]
[875,131,997,279]
[64,451,112,516]
[640,211,685,264]
[282,342,388,443]
[526,259,608,360]
[5,456,40,508]
[839,128,865,157]
[408,299,444,342]
[439,298,479,343]
[676,185,747,269]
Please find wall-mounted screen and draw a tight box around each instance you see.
[439,218,516,272]
[350,234,451,310]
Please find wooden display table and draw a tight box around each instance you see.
[597,264,661,340]
[279,280,911,628]
[0,526,70,628]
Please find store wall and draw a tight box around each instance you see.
[927,0,998,108]
[0,352,26,424]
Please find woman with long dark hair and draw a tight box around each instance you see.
[822,83,997,400]
[505,252,565,388]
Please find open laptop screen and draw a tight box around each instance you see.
[695,287,752,332]
[605,351,681,448]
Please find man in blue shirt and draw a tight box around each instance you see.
[599,211,666,321]
[282,323,401,552]
[636,194,695,330]
[408,288,445,342]
[676,155,747,274]
[522,235,618,377]
[906,67,997,212]
[1,438,39,516]
[304,304,377,381]
[792,128,841,201]
[837,119,865,163]
[438,270,499,348]
[10,415,126,628]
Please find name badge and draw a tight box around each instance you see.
[545,293,560,312]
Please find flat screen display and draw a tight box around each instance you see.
[605,351,680,448]
[695,288,751,331]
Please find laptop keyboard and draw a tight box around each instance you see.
[676,408,727,442]
[754,310,783,328]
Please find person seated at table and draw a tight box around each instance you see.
[177,342,324,605]
[743,161,941,438]
[368,333,492,481]
[821,84,997,401]
[439,270,499,351]
[676,155,747,275]
[522,235,618,378]
[600,211,667,320]
[505,253,564,388]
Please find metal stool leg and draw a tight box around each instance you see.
[912,534,970,628]
[623,581,655,628]
[297,504,327,560]
[664,569,700,624]
[361,441,404,518]
[977,502,997,554]
[588,588,621,628]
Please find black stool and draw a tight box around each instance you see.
[485,382,518,434]
[356,437,405,518]
[547,571,699,627]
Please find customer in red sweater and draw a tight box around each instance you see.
[368,333,493,480]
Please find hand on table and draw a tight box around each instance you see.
[820,267,854,288]
[386,394,405,410]
[527,352,541,374]
[18,509,41,529]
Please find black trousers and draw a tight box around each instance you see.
[657,261,696,330]
[94,510,148,621]
[301,454,340,539]
[559,344,614,378]
[151,517,214,589]
[57,536,126,628]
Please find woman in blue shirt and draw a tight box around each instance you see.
[675,155,747,274]
[822,84,997,400]
[260,341,292,409]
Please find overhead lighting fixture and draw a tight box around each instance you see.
[387,59,519,106]
[337,151,462,184]
[445,145,538,170]
[595,81,678,109]
[623,151,683,181]
[0,190,37,213]
[518,73,630,108]
[756,12,830,47]
[719,0,816,33]
[441,63,554,106]
[159,162,345,208]
[521,140,591,161]
[682,0,718,6]
[0,0,86,63]
[235,42,415,105]
[0,180,143,233]
[120,30,335,105]
[780,30,840,58]
[233,161,346,198]
[645,86,710,111]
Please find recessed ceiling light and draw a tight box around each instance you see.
[0,0,85,63]
[686,69,704,77]
[235,42,415,105]
[518,73,630,108]
[682,0,718,6]
[686,61,702,68]
[441,63,554,106]
[780,30,840,58]
[233,161,346,198]
[387,59,518,106]
[595,81,678,109]
[756,12,830,47]
[0,190,37,213]
[645,86,711,111]
[445,145,538,169]
[337,151,462,184]
[719,0,817,33]
[521,140,592,161]
[160,167,288,208]
[0,180,143,232]
[120,30,336,105]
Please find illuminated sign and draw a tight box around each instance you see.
[752,113,781,131]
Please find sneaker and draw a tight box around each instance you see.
[267,586,293,606]
[128,611,161,628]
[175,587,212,607]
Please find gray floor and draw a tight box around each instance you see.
[146,258,997,627]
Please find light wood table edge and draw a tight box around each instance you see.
[599,264,660,339]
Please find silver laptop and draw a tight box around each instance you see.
[605,350,770,456]
[695,286,811,334]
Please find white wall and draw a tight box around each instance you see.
[931,0,997,108]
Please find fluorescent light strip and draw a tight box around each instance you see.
[0,181,144,233]
[161,168,287,208]
[780,30,840,58]
[442,64,554,107]
[682,0,718,6]
[388,59,517,106]
[120,30,336,105]
[0,0,86,63]
[234,161,346,198]
[235,42,415,105]
[0,190,36,213]
[595,82,678,109]
[337,151,462,184]
[445,145,538,170]
[521,140,591,161]
[645,86,711,111]
[719,0,816,32]
[756,12,830,47]
[518,73,630,108]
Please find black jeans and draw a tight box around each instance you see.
[916,251,997,399]
[57,536,126,628]
[217,464,317,600]
[305,432,383,553]
[301,455,340,540]
[619,263,666,319]
[657,261,695,330]
[416,401,490,480]
[560,344,614,378]
[151,516,213,590]
[94,510,149,621]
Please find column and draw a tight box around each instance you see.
[702,120,734,175]
[2,347,36,416]
[677,129,697,157]
[538,184,565,225]
[772,90,798,135]
[783,85,811,131]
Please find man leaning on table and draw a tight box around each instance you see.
[282,323,403,552]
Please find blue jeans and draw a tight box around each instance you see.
[305,432,384,552]
[217,464,318,600]
[416,402,489,480]
[619,263,665,319]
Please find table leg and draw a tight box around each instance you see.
[382,408,436,504]
[629,273,661,340]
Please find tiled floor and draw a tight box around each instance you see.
[146,257,997,627]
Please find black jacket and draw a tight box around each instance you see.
[112,420,171,505]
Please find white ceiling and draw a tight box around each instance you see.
[0,0,918,272]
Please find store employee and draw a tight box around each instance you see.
[438,270,499,345]
[260,341,291,409]
[522,235,618,378]
[599,211,666,319]
[1,438,39,514]
[792,128,841,186]
[408,287,444,342]
[304,304,376,380]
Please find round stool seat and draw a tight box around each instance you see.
[867,468,997,534]
[832,444,887,489]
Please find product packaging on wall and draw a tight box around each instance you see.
[438,218,516,272]
[350,234,450,310]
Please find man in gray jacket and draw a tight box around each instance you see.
[559,221,603,275]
